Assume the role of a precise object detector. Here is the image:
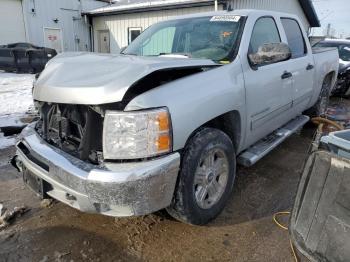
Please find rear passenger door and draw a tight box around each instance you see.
[280,18,315,114]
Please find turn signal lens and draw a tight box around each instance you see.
[157,134,171,152]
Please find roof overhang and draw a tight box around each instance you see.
[84,0,320,28]
[298,0,320,27]
[83,0,226,16]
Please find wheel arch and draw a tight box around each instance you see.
[305,70,336,117]
[324,70,337,89]
[183,110,242,154]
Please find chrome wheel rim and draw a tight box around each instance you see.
[194,148,229,209]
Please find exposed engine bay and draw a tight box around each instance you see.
[35,102,105,164]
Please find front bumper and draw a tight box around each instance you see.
[14,126,180,217]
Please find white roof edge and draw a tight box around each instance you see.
[85,0,218,14]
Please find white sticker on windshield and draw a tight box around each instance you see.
[210,15,241,22]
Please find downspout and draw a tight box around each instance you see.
[21,0,29,43]
[88,15,94,52]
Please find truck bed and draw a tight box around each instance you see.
[310,47,339,105]
[312,46,338,54]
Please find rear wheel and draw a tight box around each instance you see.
[166,128,236,225]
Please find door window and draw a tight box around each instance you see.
[281,18,306,58]
[249,17,281,54]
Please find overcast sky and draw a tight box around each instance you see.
[312,0,350,38]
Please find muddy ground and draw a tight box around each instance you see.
[0,123,318,262]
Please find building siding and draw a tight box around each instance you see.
[227,0,310,30]
[21,0,106,52]
[0,0,27,45]
[92,5,224,53]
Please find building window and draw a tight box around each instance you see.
[128,27,142,44]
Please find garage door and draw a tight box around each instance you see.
[0,0,26,45]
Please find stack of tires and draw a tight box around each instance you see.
[0,43,57,73]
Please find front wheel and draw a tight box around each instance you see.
[166,128,236,225]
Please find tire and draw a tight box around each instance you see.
[305,76,332,117]
[166,127,236,225]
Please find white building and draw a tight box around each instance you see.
[0,0,107,52]
[0,0,27,45]
[85,0,320,54]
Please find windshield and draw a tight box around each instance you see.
[315,42,350,62]
[123,15,244,62]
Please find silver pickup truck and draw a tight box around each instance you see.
[13,10,339,225]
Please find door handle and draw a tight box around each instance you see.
[306,64,314,70]
[281,71,292,79]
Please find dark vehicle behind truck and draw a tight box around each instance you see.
[0,43,57,73]
[314,39,350,97]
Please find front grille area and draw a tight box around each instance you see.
[35,103,103,164]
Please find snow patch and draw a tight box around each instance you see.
[0,133,16,150]
[0,71,35,149]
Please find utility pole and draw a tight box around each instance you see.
[326,23,331,38]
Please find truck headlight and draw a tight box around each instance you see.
[103,108,172,159]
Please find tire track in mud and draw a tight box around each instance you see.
[114,214,164,259]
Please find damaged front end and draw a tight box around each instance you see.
[332,65,350,97]
[31,65,213,164]
[13,116,180,216]
[34,102,112,164]
[11,52,220,217]
[13,92,184,216]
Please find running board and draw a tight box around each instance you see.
[237,115,310,167]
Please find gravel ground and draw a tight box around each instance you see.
[0,127,314,262]
[1,72,344,262]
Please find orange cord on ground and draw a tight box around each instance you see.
[274,118,344,262]
[311,117,344,131]
[273,212,298,262]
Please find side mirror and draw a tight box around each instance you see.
[120,46,127,54]
[248,43,292,67]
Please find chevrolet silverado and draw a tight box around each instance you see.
[13,10,339,225]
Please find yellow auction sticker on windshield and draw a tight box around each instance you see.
[210,15,241,22]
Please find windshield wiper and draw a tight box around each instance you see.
[122,52,138,56]
[157,52,192,58]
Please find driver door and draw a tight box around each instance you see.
[242,16,294,148]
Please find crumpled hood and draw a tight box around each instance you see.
[34,52,216,104]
